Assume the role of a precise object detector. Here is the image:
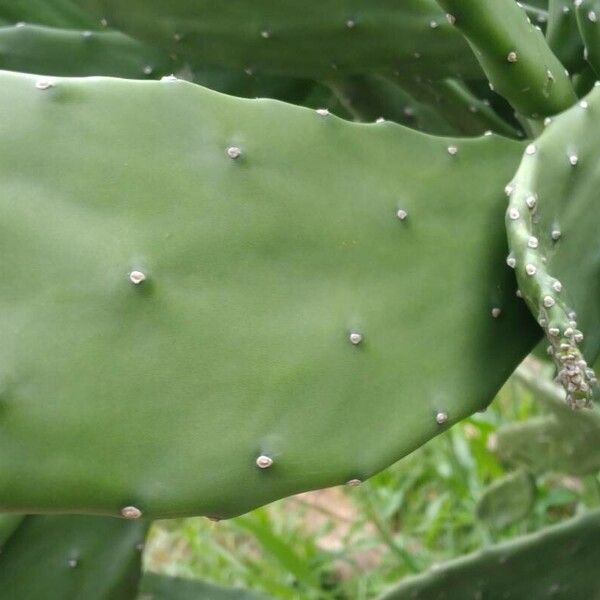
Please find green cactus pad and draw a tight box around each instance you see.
[0,515,146,600]
[0,514,23,547]
[436,0,576,117]
[0,24,173,78]
[377,508,600,599]
[327,75,465,134]
[546,0,585,74]
[68,0,481,80]
[0,71,538,519]
[574,0,600,77]
[505,86,600,408]
[0,0,97,29]
[139,573,270,600]
[475,469,535,530]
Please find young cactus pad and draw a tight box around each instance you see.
[436,0,576,117]
[0,515,147,600]
[505,87,600,408]
[377,508,600,599]
[0,71,538,519]
[68,0,481,80]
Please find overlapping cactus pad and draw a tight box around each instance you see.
[378,508,600,599]
[506,86,600,407]
[0,71,538,519]
[68,0,481,80]
[0,514,146,599]
[0,24,173,78]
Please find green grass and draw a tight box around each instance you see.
[143,363,600,599]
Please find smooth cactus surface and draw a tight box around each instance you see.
[506,87,600,407]
[0,0,97,29]
[0,515,146,600]
[436,0,576,117]
[139,573,271,600]
[475,469,535,530]
[377,508,600,599]
[0,514,23,547]
[0,71,539,519]
[0,24,173,78]
[68,0,482,80]
[574,0,600,76]
[394,76,523,137]
[546,0,585,74]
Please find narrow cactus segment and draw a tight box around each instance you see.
[396,75,523,137]
[546,0,585,74]
[475,469,535,530]
[328,74,520,136]
[0,24,174,78]
[574,0,600,76]
[0,515,147,600]
[505,87,600,408]
[0,71,538,519]
[0,0,97,29]
[436,0,576,117]
[68,0,482,80]
[139,573,271,600]
[377,509,600,599]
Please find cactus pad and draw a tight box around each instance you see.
[378,508,600,599]
[68,0,481,80]
[436,0,576,117]
[505,87,600,407]
[0,515,146,599]
[0,24,173,78]
[0,71,538,519]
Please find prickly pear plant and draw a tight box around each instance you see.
[377,508,600,599]
[0,0,598,596]
[0,514,146,600]
[506,88,600,407]
[0,70,538,519]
